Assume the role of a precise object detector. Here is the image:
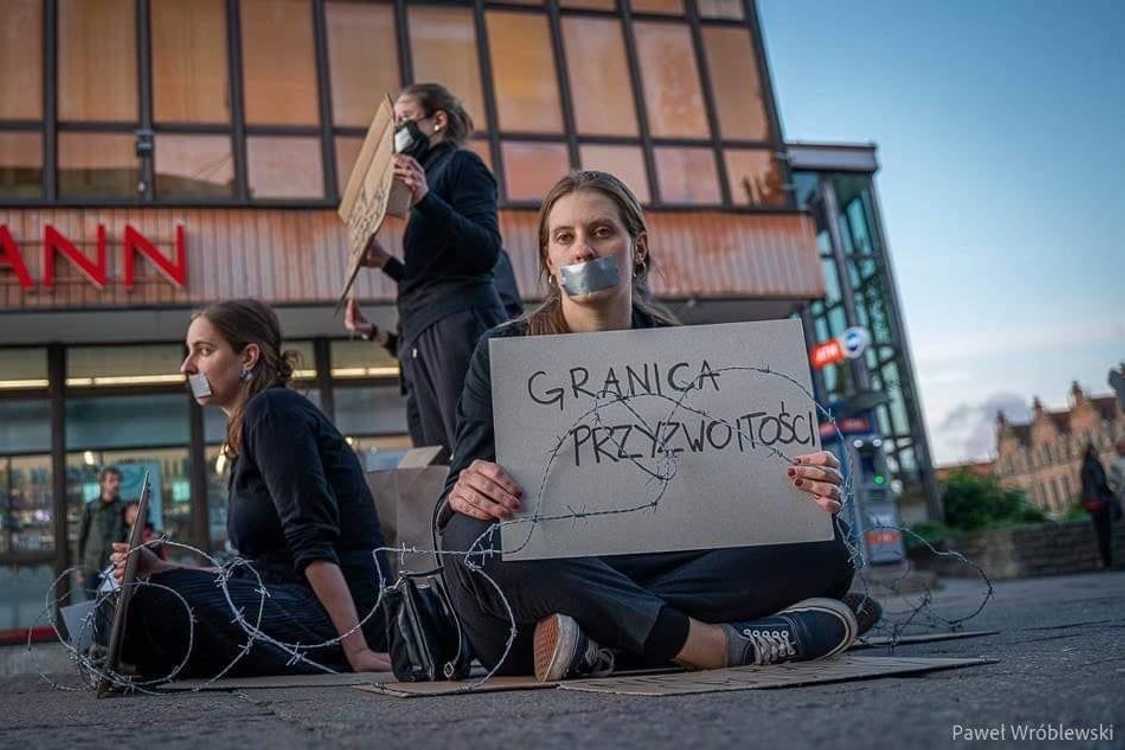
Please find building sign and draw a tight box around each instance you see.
[0,224,187,291]
[810,326,870,370]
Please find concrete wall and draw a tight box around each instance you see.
[911,519,1125,580]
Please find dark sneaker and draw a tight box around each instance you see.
[842,593,883,637]
[725,597,858,667]
[533,613,616,682]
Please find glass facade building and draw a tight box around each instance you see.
[788,143,939,522]
[0,1,933,629]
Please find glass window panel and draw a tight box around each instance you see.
[350,435,413,472]
[155,135,235,199]
[487,12,563,134]
[335,136,364,196]
[283,340,317,379]
[820,257,840,305]
[409,7,485,137]
[1,456,53,555]
[58,133,138,198]
[889,391,910,436]
[634,22,708,138]
[654,147,719,204]
[631,0,683,13]
[0,565,54,627]
[67,448,193,551]
[724,149,786,207]
[66,394,190,451]
[327,1,399,128]
[562,17,638,137]
[1,1,43,119]
[826,305,846,337]
[502,142,570,202]
[241,0,319,125]
[465,139,493,171]
[0,348,47,387]
[334,385,408,436]
[247,136,324,199]
[561,0,616,7]
[813,315,829,343]
[67,345,185,387]
[846,198,874,255]
[0,133,42,199]
[331,339,399,378]
[152,0,230,124]
[205,443,228,549]
[0,401,51,454]
[579,145,650,204]
[58,0,137,122]
[702,27,768,141]
[698,0,744,19]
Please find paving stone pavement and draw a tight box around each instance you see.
[2,570,1122,749]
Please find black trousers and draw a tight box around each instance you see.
[401,306,508,454]
[1091,508,1114,567]
[122,567,387,679]
[440,513,855,676]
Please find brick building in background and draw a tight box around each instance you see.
[994,370,1125,514]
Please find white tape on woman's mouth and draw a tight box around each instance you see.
[559,255,620,296]
[188,373,213,399]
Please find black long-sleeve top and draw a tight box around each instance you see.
[395,142,504,344]
[228,387,386,607]
[436,311,664,529]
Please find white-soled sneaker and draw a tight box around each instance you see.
[533,613,616,682]
[725,597,858,667]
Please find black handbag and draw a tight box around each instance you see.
[386,571,471,682]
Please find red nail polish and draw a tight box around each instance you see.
[795,478,803,487]
[787,468,796,477]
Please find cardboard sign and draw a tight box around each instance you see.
[492,319,833,560]
[337,93,413,305]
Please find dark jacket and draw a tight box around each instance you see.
[227,387,386,610]
[78,495,126,572]
[1081,453,1114,512]
[392,142,504,344]
[435,310,667,529]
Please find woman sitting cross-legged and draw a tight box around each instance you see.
[437,171,864,682]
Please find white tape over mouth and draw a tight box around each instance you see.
[559,255,620,296]
[188,373,213,399]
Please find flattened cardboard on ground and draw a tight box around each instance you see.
[854,630,999,649]
[336,93,412,305]
[556,656,998,696]
[160,671,398,691]
[492,319,831,560]
[354,675,562,698]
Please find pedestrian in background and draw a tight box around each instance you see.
[76,466,126,597]
[1080,444,1117,568]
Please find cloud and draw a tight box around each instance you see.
[932,392,1031,464]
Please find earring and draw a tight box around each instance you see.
[240,367,253,382]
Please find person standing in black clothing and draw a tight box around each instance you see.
[111,300,391,678]
[344,83,509,454]
[437,171,859,683]
[1080,444,1117,568]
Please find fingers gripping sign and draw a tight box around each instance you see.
[787,450,845,514]
[449,460,524,522]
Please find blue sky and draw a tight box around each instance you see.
[758,0,1125,464]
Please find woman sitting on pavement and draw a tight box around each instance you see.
[437,171,868,682]
[112,300,391,678]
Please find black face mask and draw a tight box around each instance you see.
[395,119,432,162]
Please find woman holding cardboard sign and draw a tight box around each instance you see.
[438,171,871,682]
[111,300,391,678]
[345,83,511,455]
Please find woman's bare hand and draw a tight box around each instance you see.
[787,450,845,513]
[448,460,523,522]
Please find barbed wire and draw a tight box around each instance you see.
[27,360,992,694]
